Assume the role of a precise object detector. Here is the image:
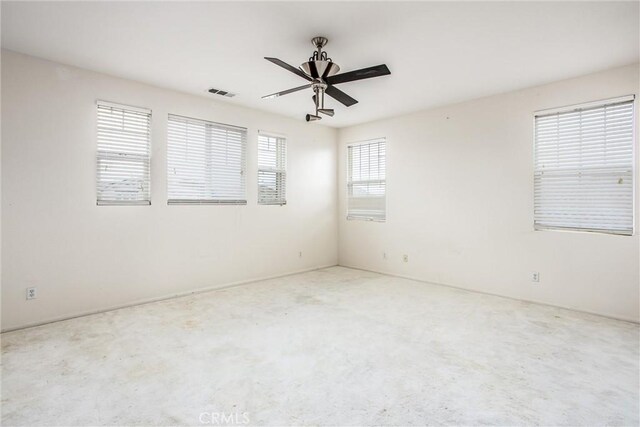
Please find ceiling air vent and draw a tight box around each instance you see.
[208,88,236,98]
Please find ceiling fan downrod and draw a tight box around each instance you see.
[306,83,334,121]
[305,38,336,121]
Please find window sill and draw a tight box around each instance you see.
[347,216,386,222]
[167,200,247,205]
[259,202,287,206]
[534,225,633,236]
[97,200,151,206]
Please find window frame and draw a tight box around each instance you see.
[533,95,636,236]
[96,100,152,206]
[257,131,287,206]
[346,137,387,222]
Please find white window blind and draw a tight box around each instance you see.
[96,101,151,205]
[167,114,246,204]
[258,133,287,205]
[347,138,386,221]
[534,96,635,235]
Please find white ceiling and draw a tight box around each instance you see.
[2,1,638,128]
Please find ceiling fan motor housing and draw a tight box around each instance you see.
[301,36,340,80]
[300,60,340,80]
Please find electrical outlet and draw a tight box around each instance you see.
[299,251,303,258]
[26,287,37,300]
[383,252,387,260]
[531,272,540,283]
[403,254,409,263]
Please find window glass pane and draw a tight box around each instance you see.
[96,101,151,205]
[258,134,286,205]
[347,138,386,221]
[534,98,634,235]
[168,115,247,204]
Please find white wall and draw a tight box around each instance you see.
[1,50,338,330]
[338,64,640,322]
[3,50,638,330]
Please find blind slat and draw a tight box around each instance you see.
[347,138,386,221]
[258,134,286,205]
[96,101,151,205]
[534,98,634,235]
[167,114,246,204]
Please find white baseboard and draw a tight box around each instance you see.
[6,262,634,332]
[1,264,338,333]
[338,264,640,324]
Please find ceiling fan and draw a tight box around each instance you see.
[262,36,391,122]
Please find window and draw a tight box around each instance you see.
[96,101,151,205]
[534,96,635,235]
[347,138,386,221]
[258,133,287,205]
[167,114,247,204]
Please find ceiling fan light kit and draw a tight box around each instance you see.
[318,109,334,117]
[263,36,391,122]
[305,114,322,122]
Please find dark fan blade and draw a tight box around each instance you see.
[325,85,358,107]
[325,64,390,85]
[262,83,312,99]
[265,57,312,81]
